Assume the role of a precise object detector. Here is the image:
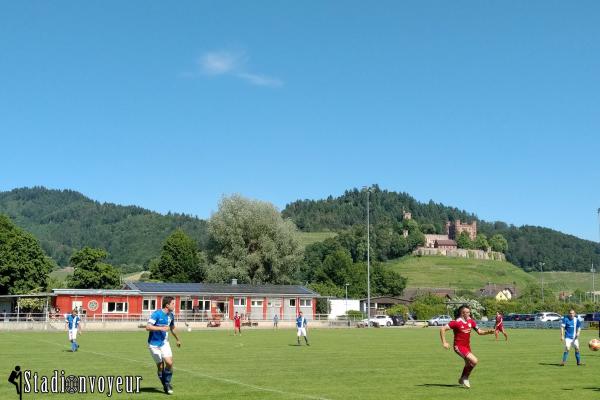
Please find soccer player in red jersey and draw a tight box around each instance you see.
[233,311,242,336]
[494,311,508,342]
[440,305,494,389]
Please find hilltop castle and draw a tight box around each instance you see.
[402,212,477,248]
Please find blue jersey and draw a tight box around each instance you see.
[561,316,581,339]
[65,314,80,329]
[296,316,307,328]
[147,309,175,347]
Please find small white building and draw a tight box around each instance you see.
[328,299,361,320]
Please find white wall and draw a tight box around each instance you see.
[328,299,360,320]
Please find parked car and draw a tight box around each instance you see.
[390,315,405,326]
[514,313,535,322]
[361,315,394,327]
[428,315,452,326]
[535,312,562,322]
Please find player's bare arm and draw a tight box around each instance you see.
[560,326,565,342]
[146,324,169,332]
[439,325,450,349]
[475,327,494,335]
[170,326,181,347]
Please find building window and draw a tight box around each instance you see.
[268,300,281,307]
[289,299,296,307]
[197,300,210,311]
[251,299,263,307]
[233,298,246,306]
[142,298,156,311]
[106,302,128,313]
[180,299,193,310]
[300,299,312,307]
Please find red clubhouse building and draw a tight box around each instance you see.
[52,281,319,321]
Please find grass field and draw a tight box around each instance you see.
[297,231,337,248]
[2,327,600,399]
[386,256,537,291]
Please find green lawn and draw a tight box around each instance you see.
[2,328,600,399]
[386,256,537,291]
[296,231,337,248]
[530,271,597,293]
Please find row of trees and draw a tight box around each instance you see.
[455,232,508,252]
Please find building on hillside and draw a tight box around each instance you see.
[446,220,477,241]
[360,296,412,314]
[402,288,456,300]
[434,239,457,250]
[51,281,319,321]
[424,234,450,248]
[478,284,518,301]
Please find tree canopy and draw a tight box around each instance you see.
[151,230,206,282]
[0,214,55,295]
[67,247,120,289]
[206,195,304,284]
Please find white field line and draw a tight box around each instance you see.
[29,336,332,400]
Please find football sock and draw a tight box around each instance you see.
[163,368,173,385]
[462,364,474,379]
[562,352,569,363]
[304,336,309,344]
[575,352,581,364]
[157,371,163,384]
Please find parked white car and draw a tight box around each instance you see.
[427,315,453,326]
[535,312,561,322]
[362,315,394,327]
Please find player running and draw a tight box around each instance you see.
[233,311,242,336]
[296,311,310,346]
[65,309,82,352]
[560,309,583,366]
[146,296,181,395]
[440,305,493,389]
[494,311,508,342]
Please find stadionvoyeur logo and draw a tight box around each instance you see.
[8,366,143,398]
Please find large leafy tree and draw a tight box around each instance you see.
[151,230,206,282]
[206,195,303,284]
[0,214,55,295]
[67,247,120,289]
[489,234,508,253]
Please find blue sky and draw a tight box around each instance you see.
[1,2,599,241]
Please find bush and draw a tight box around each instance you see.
[386,304,409,319]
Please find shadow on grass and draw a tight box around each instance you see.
[138,387,165,394]
[583,387,600,392]
[417,384,461,388]
[538,363,564,367]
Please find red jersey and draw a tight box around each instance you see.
[234,315,241,327]
[447,318,478,347]
[495,315,503,326]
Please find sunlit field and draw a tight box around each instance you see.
[1,327,600,399]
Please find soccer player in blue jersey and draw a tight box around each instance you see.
[296,311,309,346]
[65,309,82,352]
[560,309,583,366]
[147,296,181,395]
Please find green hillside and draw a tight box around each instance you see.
[530,271,598,293]
[386,256,536,291]
[0,187,208,268]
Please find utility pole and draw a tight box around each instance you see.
[539,262,545,303]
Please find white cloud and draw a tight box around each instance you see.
[196,50,283,88]
[236,72,283,88]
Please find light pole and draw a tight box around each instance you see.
[539,262,545,303]
[592,263,596,303]
[345,283,350,326]
[364,186,371,326]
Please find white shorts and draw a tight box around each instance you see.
[297,327,307,337]
[148,342,173,364]
[565,338,580,351]
[68,329,78,341]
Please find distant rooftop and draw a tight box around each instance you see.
[125,282,319,296]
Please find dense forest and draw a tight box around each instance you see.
[282,185,600,272]
[0,187,208,269]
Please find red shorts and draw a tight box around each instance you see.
[454,345,472,359]
[495,324,504,332]
[234,324,241,329]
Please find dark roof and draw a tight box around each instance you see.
[435,239,457,246]
[125,282,318,296]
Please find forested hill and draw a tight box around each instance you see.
[282,186,600,272]
[0,187,208,268]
